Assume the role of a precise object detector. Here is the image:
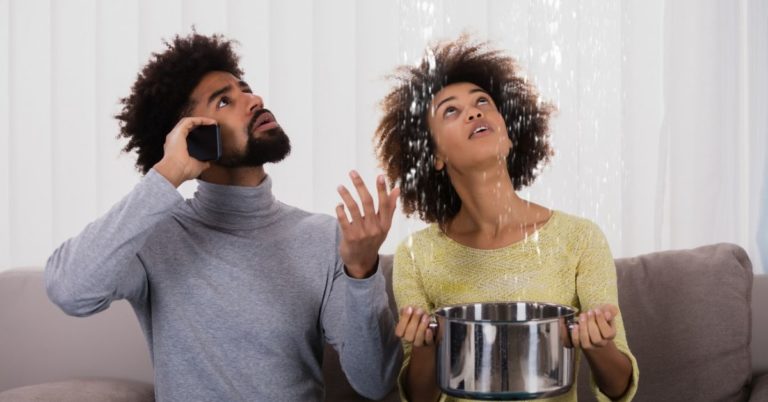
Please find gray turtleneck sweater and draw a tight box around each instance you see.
[45,169,401,402]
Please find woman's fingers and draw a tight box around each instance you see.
[424,327,435,346]
[394,306,412,338]
[574,308,618,351]
[570,323,581,348]
[586,311,607,347]
[594,308,616,341]
[578,313,593,349]
[413,314,430,346]
[395,306,432,347]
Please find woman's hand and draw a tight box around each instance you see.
[395,306,434,347]
[570,303,619,350]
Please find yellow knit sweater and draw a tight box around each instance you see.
[393,210,639,402]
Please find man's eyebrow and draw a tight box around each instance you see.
[238,81,252,92]
[207,84,233,107]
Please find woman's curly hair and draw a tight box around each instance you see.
[374,37,555,225]
[116,32,243,174]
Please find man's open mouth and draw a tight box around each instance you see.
[249,109,279,134]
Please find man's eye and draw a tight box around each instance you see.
[217,96,231,109]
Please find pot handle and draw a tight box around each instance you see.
[428,316,438,332]
[565,317,577,348]
[427,316,439,344]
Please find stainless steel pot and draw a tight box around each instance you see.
[431,302,576,400]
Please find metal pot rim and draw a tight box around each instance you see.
[433,300,577,324]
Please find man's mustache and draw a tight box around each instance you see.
[247,108,275,134]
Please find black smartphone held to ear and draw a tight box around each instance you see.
[187,124,221,162]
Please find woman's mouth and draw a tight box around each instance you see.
[469,125,491,139]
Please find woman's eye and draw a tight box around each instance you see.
[217,96,231,109]
[444,106,457,117]
[477,97,489,105]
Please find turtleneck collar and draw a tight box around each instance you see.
[188,175,282,230]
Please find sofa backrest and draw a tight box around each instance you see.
[4,244,762,401]
[0,269,154,392]
[576,243,754,402]
[752,274,768,376]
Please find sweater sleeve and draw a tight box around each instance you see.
[576,221,639,402]
[45,169,183,317]
[392,240,436,402]
[321,225,402,400]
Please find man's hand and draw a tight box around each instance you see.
[335,170,400,279]
[153,117,217,188]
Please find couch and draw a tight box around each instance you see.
[1,243,766,401]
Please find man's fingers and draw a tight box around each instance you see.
[380,186,400,230]
[375,175,388,212]
[337,185,363,225]
[175,117,217,138]
[335,203,352,232]
[349,171,376,222]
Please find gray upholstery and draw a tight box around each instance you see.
[0,269,153,392]
[750,373,768,401]
[1,244,766,401]
[577,243,754,402]
[0,379,154,402]
[753,274,768,376]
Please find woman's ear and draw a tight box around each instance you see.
[435,157,445,171]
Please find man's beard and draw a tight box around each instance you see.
[217,112,291,168]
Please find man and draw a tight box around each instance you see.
[45,32,401,401]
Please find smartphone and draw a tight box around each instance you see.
[187,124,221,162]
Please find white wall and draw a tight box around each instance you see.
[0,0,765,273]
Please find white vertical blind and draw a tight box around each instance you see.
[51,0,99,246]
[267,0,314,210]
[0,0,9,272]
[9,0,53,268]
[0,0,765,273]
[312,0,357,216]
[95,1,141,212]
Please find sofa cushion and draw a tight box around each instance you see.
[0,378,154,402]
[0,269,153,391]
[577,243,753,401]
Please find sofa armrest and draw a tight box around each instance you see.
[749,373,768,402]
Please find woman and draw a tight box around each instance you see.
[374,37,638,402]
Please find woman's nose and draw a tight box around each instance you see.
[467,110,483,121]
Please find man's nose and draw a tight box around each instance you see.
[247,93,264,114]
